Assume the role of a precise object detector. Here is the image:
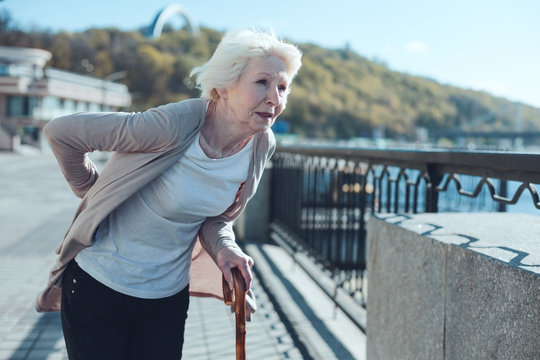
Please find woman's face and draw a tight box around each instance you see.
[221,55,291,135]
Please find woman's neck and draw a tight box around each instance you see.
[199,101,253,159]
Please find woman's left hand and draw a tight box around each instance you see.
[216,246,254,292]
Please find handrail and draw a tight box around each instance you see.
[277,145,540,184]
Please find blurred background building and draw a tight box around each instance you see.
[0,46,131,151]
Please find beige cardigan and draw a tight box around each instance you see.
[35,98,275,312]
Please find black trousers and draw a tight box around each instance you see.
[61,260,190,360]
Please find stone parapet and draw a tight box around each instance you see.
[234,168,271,243]
[366,212,540,360]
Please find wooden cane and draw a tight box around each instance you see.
[222,268,247,360]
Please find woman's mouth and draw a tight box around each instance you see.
[256,112,273,119]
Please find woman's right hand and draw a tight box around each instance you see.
[216,246,254,292]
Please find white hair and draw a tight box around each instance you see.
[190,29,302,101]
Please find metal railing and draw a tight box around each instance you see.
[269,144,540,329]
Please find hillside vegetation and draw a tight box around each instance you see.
[2,12,539,140]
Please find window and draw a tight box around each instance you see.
[76,101,88,112]
[64,99,75,113]
[0,64,9,76]
[6,96,40,117]
[7,96,27,116]
[40,96,62,120]
[88,103,101,112]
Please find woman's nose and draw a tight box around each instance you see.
[266,87,280,106]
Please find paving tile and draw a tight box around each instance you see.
[0,340,33,351]
[3,331,39,342]
[0,349,27,360]
[32,337,65,350]
[25,349,68,360]
[38,330,64,341]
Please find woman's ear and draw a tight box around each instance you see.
[216,88,228,100]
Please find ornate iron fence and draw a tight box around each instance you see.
[269,145,540,326]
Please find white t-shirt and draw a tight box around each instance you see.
[76,134,253,298]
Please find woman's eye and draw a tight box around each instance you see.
[257,79,267,85]
[278,85,287,92]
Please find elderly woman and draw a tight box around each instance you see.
[36,29,302,359]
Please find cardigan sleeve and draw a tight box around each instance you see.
[198,217,240,261]
[44,102,187,198]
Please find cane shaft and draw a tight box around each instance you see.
[232,268,246,360]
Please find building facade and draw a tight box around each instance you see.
[0,46,131,151]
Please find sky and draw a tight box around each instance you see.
[1,0,539,108]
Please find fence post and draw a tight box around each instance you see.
[426,164,443,213]
[498,180,507,212]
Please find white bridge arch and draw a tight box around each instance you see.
[148,4,200,39]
